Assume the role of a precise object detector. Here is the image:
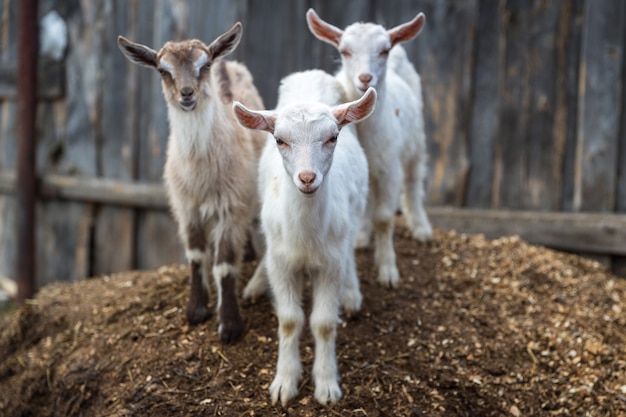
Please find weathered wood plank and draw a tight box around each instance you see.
[403,0,474,206]
[465,0,502,208]
[427,207,626,256]
[496,0,564,210]
[36,201,92,284]
[32,0,98,286]
[95,0,134,276]
[0,196,16,282]
[573,0,625,212]
[559,0,585,212]
[0,172,167,209]
[524,0,563,210]
[241,0,311,108]
[0,0,18,286]
[0,62,64,99]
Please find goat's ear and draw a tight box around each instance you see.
[208,22,243,60]
[387,13,425,46]
[332,87,377,128]
[232,102,276,134]
[306,8,343,47]
[117,36,158,68]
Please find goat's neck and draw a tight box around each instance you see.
[167,98,229,157]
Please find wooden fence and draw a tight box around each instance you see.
[1,0,625,288]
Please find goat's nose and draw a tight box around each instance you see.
[180,87,194,98]
[358,73,373,84]
[298,171,316,185]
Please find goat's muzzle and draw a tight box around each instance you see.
[297,171,319,195]
[179,87,197,111]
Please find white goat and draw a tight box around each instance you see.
[117,23,265,343]
[233,70,376,405]
[306,9,433,288]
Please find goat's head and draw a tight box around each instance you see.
[117,22,243,111]
[306,9,424,93]
[233,88,377,196]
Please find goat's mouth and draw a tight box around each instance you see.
[298,185,319,196]
[357,83,375,93]
[179,99,197,111]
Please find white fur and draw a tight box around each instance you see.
[307,9,433,288]
[233,70,374,405]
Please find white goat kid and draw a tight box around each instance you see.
[117,23,265,343]
[233,70,376,405]
[307,9,433,288]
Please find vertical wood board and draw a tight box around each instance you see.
[574,0,625,212]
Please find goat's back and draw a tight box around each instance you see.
[277,69,347,109]
[220,60,265,110]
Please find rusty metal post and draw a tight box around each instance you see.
[16,0,39,305]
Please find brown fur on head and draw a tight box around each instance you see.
[117,22,243,111]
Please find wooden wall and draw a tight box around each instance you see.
[0,0,625,287]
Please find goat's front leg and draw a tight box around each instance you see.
[213,234,245,343]
[185,224,211,325]
[311,268,342,404]
[268,259,304,406]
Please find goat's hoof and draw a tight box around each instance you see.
[377,266,400,289]
[270,374,299,406]
[186,305,212,325]
[242,284,268,304]
[314,379,342,405]
[412,225,433,242]
[341,290,362,316]
[218,317,245,343]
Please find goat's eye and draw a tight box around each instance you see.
[326,135,338,145]
[340,49,352,58]
[275,137,287,147]
[201,63,211,72]
[158,69,171,78]
[380,49,390,57]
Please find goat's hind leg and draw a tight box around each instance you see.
[371,171,401,288]
[340,255,362,317]
[401,155,433,242]
[243,254,270,302]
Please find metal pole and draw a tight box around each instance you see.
[16,0,39,305]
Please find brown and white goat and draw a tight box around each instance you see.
[118,23,265,343]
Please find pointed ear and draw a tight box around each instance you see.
[388,13,425,46]
[332,87,377,128]
[208,22,243,60]
[117,36,158,68]
[232,102,276,133]
[306,8,344,47]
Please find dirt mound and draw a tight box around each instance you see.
[1,220,625,416]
